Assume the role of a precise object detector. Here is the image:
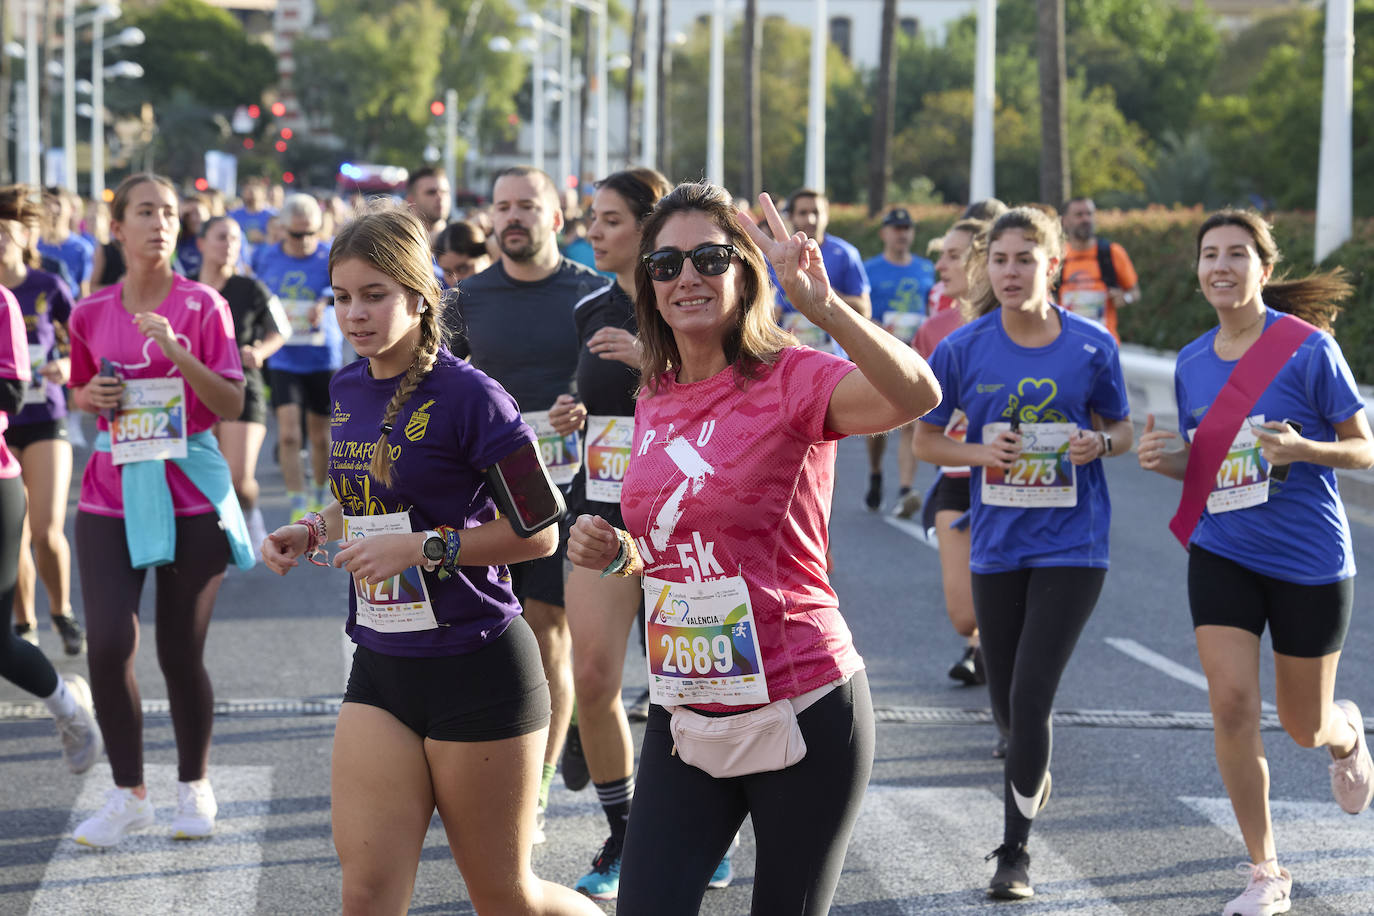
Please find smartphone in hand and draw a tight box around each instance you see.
[97,358,120,423]
[1259,418,1303,482]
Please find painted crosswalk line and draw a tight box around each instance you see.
[1181,794,1374,912]
[844,784,1127,914]
[29,764,272,916]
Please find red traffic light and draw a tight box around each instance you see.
[247,104,260,119]
[430,100,445,117]
[271,102,286,117]
[194,178,209,192]
[283,171,295,184]
[280,128,293,140]
[274,140,287,153]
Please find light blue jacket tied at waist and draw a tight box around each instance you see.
[94,429,256,571]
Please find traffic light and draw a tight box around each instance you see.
[271,102,286,117]
[430,100,445,117]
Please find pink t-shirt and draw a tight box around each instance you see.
[0,287,32,480]
[69,276,243,516]
[620,346,863,710]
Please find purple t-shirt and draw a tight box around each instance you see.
[330,348,535,657]
[10,269,74,424]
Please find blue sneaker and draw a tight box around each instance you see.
[574,835,622,900]
[708,850,733,889]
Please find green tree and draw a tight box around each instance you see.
[121,0,277,110]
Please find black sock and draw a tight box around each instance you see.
[594,776,634,844]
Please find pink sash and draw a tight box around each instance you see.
[1169,314,1316,548]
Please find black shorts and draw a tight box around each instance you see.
[4,419,69,452]
[509,535,568,607]
[921,472,970,531]
[236,370,267,425]
[268,367,333,415]
[343,615,551,741]
[1188,544,1354,658]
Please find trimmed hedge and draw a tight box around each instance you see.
[826,204,1374,384]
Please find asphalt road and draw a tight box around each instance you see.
[1,422,1371,915]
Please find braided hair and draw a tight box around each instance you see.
[328,203,445,487]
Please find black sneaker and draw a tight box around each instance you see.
[626,689,651,722]
[562,723,590,791]
[948,646,979,685]
[986,842,1033,899]
[865,473,882,511]
[992,735,1007,759]
[972,645,986,685]
[51,615,86,656]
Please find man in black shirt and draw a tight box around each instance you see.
[446,166,611,842]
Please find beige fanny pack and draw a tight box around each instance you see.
[666,674,850,779]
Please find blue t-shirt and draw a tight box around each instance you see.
[229,206,276,244]
[922,306,1131,573]
[329,348,534,657]
[1175,308,1364,585]
[865,254,935,319]
[773,234,870,313]
[256,243,340,374]
[10,269,74,424]
[37,236,93,290]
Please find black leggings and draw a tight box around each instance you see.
[76,510,229,787]
[971,566,1106,847]
[0,474,57,698]
[617,670,874,916]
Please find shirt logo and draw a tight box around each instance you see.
[976,383,1004,394]
[331,400,351,426]
[404,399,436,442]
[1002,377,1069,424]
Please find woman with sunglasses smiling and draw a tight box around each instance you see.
[567,182,941,915]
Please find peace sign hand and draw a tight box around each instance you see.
[737,193,836,329]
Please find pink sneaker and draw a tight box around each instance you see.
[1329,699,1374,815]
[1223,860,1291,916]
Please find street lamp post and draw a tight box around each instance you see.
[707,0,724,186]
[970,0,996,201]
[804,0,825,191]
[23,0,40,187]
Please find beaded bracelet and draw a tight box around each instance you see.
[600,527,640,578]
[296,512,331,567]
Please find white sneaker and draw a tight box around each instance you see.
[1330,699,1374,815]
[1223,860,1291,916]
[172,778,218,839]
[55,675,103,774]
[74,787,155,847]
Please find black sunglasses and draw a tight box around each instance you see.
[642,244,737,282]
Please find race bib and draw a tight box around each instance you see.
[110,378,188,466]
[342,511,438,633]
[644,573,769,707]
[23,344,46,405]
[779,311,829,350]
[1061,289,1107,324]
[980,422,1078,508]
[584,415,633,504]
[1202,414,1270,514]
[281,298,325,346]
[881,310,924,343]
[523,410,582,487]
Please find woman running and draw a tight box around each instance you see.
[0,282,101,773]
[913,218,986,693]
[195,215,288,547]
[262,204,600,916]
[567,183,941,914]
[0,186,84,656]
[432,220,492,288]
[1137,209,1373,916]
[913,207,1132,900]
[67,173,254,848]
[552,167,671,900]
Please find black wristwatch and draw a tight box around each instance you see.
[422,529,445,571]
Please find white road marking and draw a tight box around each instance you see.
[1181,795,1374,910]
[844,784,1127,913]
[882,515,940,551]
[1105,637,1276,712]
[29,764,272,916]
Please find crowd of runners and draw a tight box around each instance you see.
[0,164,1370,916]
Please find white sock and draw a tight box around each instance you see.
[42,677,77,719]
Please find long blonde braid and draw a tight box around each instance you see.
[369,305,440,486]
[328,203,448,488]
